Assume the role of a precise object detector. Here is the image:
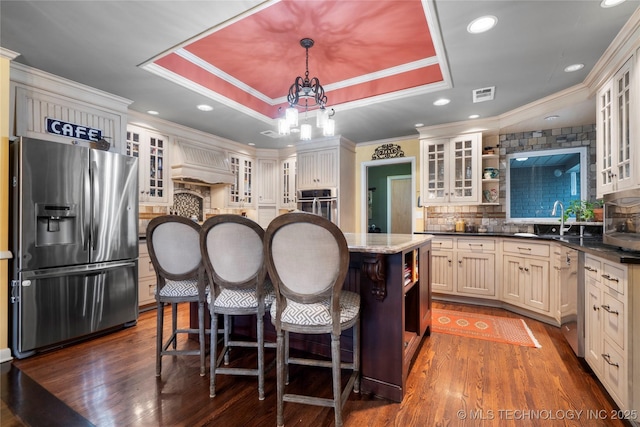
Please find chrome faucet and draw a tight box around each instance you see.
[552,200,571,236]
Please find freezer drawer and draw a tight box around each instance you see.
[11,261,138,358]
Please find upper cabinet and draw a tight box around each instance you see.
[420,132,482,205]
[297,148,338,189]
[127,125,170,205]
[280,154,297,210]
[597,53,638,197]
[228,152,254,208]
[256,157,278,206]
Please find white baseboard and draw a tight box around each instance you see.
[0,347,13,363]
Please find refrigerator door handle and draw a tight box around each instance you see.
[19,260,137,280]
[90,160,99,251]
[82,162,91,251]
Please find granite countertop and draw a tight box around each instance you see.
[344,233,432,254]
[415,231,640,265]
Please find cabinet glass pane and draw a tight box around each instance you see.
[230,157,240,204]
[600,88,613,186]
[617,69,631,181]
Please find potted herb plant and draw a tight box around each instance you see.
[564,199,598,222]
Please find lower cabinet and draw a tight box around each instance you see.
[583,254,631,411]
[431,237,497,298]
[138,241,156,308]
[501,239,552,315]
[432,236,559,324]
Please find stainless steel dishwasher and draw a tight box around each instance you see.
[560,247,584,357]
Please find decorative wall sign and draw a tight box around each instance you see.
[371,143,404,160]
[46,118,102,142]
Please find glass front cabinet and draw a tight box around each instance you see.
[597,55,636,197]
[421,132,481,205]
[126,125,169,205]
[228,153,253,207]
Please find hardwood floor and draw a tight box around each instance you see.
[3,301,630,426]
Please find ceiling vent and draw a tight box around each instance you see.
[260,130,285,139]
[472,86,495,103]
[171,141,235,185]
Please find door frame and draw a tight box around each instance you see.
[360,156,416,233]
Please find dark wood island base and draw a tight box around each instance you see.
[192,233,432,402]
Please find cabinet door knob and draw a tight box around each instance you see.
[593,305,600,311]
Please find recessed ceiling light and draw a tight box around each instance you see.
[414,123,424,127]
[467,15,498,34]
[545,115,560,121]
[287,144,294,148]
[601,0,626,8]
[433,98,450,106]
[248,142,255,146]
[147,110,159,115]
[197,104,214,111]
[564,64,584,73]
[469,114,480,119]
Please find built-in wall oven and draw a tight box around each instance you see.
[297,188,338,225]
[603,188,640,251]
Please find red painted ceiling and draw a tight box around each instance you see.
[147,0,445,120]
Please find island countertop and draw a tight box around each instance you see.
[344,233,432,254]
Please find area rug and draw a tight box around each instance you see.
[432,309,541,348]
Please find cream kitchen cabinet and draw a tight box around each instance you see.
[228,152,254,207]
[597,55,638,196]
[295,137,356,231]
[431,236,497,298]
[501,239,551,315]
[296,147,337,189]
[138,241,156,308]
[280,154,297,209]
[583,254,633,411]
[256,157,278,206]
[420,132,481,205]
[127,125,170,205]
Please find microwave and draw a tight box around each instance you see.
[603,189,640,251]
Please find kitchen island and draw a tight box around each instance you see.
[193,232,432,402]
[343,233,432,402]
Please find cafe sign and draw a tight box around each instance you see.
[46,118,102,142]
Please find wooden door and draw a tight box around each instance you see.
[388,176,412,233]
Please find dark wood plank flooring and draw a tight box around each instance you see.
[2,301,630,426]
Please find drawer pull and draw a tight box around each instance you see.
[517,247,532,251]
[601,304,619,316]
[469,243,484,247]
[593,305,600,312]
[584,266,598,272]
[602,353,619,368]
[601,274,619,283]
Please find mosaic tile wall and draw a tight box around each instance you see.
[173,192,203,221]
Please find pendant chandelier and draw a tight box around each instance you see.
[278,38,335,140]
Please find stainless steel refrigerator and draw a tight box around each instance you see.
[9,137,139,358]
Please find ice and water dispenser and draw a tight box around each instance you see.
[35,203,77,246]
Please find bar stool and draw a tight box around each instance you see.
[264,212,360,427]
[200,214,275,400]
[146,215,208,377]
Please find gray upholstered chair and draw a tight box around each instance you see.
[146,215,208,377]
[200,214,275,400]
[264,212,360,427]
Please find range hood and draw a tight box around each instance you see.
[171,141,235,185]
